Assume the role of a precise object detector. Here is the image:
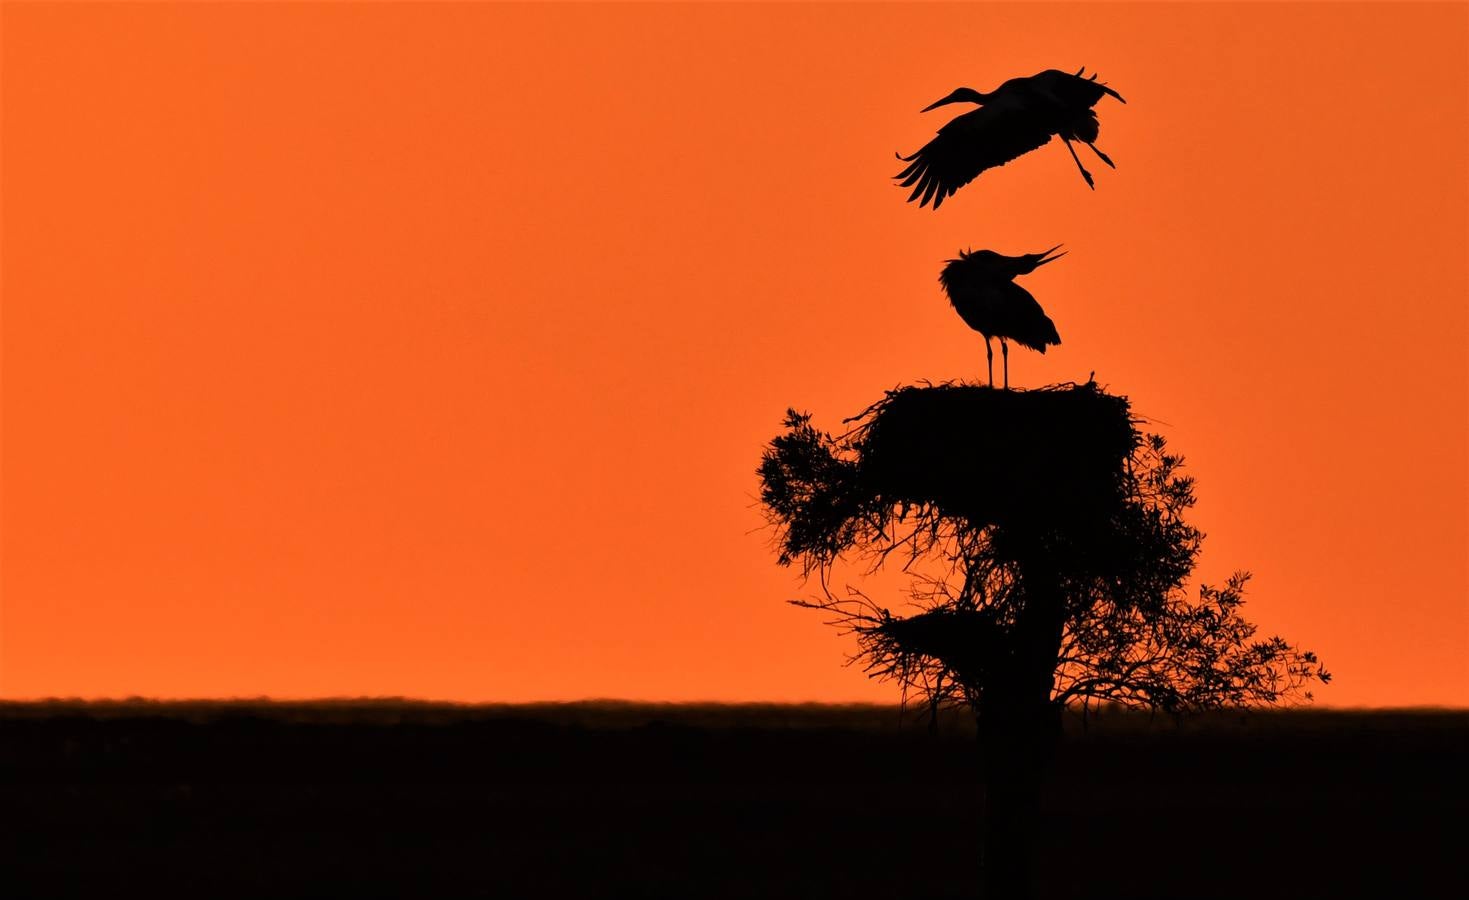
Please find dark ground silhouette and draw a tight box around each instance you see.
[3,701,1463,898]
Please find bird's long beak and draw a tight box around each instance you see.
[1035,245,1066,267]
[1101,84,1126,104]
[920,87,986,112]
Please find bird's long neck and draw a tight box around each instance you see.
[920,86,994,113]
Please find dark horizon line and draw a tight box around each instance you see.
[2,695,1465,713]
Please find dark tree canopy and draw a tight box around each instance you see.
[758,382,1329,717]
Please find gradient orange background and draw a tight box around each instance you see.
[4,2,1466,706]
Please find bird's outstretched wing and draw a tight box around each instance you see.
[896,104,1054,209]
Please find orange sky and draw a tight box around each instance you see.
[3,2,1466,706]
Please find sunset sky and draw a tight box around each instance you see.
[3,2,1466,707]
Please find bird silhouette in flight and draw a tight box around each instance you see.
[939,247,1064,389]
[897,68,1126,208]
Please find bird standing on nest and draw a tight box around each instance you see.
[897,68,1126,207]
[939,247,1064,389]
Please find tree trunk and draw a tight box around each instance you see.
[976,559,1067,899]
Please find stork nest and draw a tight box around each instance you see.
[758,381,1139,570]
[854,381,1136,528]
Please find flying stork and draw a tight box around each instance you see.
[897,68,1126,208]
[939,246,1064,389]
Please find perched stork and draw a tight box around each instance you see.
[939,247,1064,388]
[897,68,1126,207]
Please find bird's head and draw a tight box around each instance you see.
[947,249,1010,282]
[956,248,1001,265]
[952,246,1065,279]
[1013,245,1066,275]
[920,87,990,112]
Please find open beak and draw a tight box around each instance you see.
[1035,245,1066,267]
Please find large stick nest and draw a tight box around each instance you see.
[854,382,1136,530]
[759,381,1138,569]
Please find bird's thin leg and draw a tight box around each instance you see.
[985,337,994,387]
[1086,142,1116,168]
[1062,138,1095,189]
[1001,338,1010,390]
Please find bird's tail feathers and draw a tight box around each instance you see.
[1076,66,1127,103]
[1013,317,1062,353]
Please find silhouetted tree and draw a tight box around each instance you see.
[758,381,1328,898]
